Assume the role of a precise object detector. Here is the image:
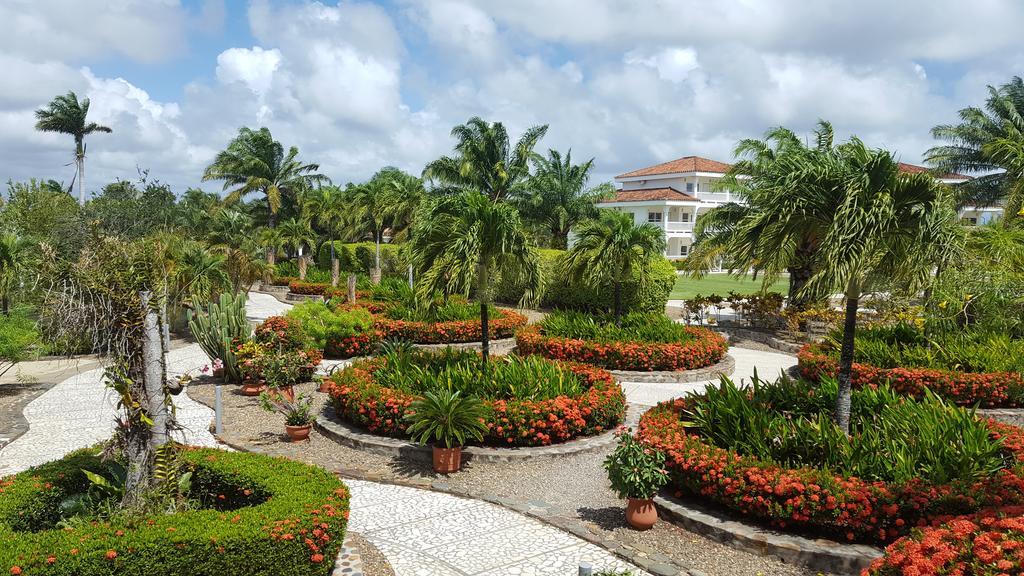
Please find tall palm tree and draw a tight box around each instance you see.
[564,210,666,326]
[795,140,962,434]
[278,217,317,280]
[202,127,327,268]
[302,186,346,286]
[517,149,614,248]
[423,117,548,202]
[381,170,426,242]
[411,192,542,363]
[34,91,113,205]
[0,233,32,315]
[927,76,1024,222]
[688,122,836,310]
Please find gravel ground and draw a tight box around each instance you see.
[347,532,395,576]
[188,380,826,576]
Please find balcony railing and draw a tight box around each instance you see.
[664,220,694,232]
[695,191,731,203]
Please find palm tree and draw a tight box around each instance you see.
[34,91,113,205]
[927,76,1024,222]
[411,192,542,363]
[688,122,836,310]
[564,210,666,326]
[345,167,421,281]
[302,186,346,286]
[423,117,548,202]
[381,170,426,242]
[202,127,327,268]
[257,227,286,284]
[795,140,962,434]
[0,233,32,315]
[279,217,317,280]
[517,149,614,248]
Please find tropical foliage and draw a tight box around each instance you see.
[34,91,112,204]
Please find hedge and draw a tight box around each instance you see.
[316,242,407,276]
[798,344,1024,408]
[638,398,1024,545]
[516,324,727,372]
[1,448,349,575]
[493,248,675,314]
[327,357,625,447]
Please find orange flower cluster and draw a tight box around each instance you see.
[326,359,625,447]
[638,398,1024,546]
[288,280,343,298]
[515,324,727,372]
[798,344,1024,408]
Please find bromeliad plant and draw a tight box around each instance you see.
[604,428,669,500]
[404,389,489,449]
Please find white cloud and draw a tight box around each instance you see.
[625,48,700,83]
[216,47,282,95]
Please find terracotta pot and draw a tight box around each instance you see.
[625,498,658,530]
[240,382,265,396]
[432,446,463,474]
[213,367,225,378]
[319,380,334,394]
[285,424,312,442]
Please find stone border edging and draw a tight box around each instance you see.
[315,405,635,463]
[333,533,365,576]
[413,337,517,355]
[609,354,735,384]
[653,494,882,575]
[978,408,1024,428]
[285,292,325,303]
[716,326,805,354]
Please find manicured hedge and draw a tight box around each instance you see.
[327,356,625,447]
[326,305,528,358]
[1,448,349,575]
[516,324,727,372]
[638,398,1024,545]
[316,242,407,275]
[798,343,1024,408]
[493,248,676,314]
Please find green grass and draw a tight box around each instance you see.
[670,273,789,300]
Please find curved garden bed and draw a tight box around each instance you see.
[326,349,625,447]
[798,343,1024,408]
[637,377,1024,546]
[515,317,727,372]
[1,447,349,575]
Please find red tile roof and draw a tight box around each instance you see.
[617,156,732,179]
[599,187,700,203]
[897,162,970,180]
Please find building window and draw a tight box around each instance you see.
[679,245,689,256]
[962,217,978,226]
[681,212,690,222]
[647,211,663,223]
[685,182,694,193]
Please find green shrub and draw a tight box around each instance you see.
[684,376,1009,484]
[539,310,694,344]
[315,242,407,275]
[373,347,584,401]
[494,249,674,314]
[0,306,41,362]
[274,261,333,284]
[285,301,374,350]
[405,389,489,448]
[824,323,1024,374]
[0,448,349,575]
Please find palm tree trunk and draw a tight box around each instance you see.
[298,254,307,280]
[372,231,382,284]
[834,284,860,436]
[78,155,86,206]
[264,248,276,285]
[613,279,623,327]
[787,239,816,312]
[478,263,490,364]
[330,240,339,287]
[1,294,8,316]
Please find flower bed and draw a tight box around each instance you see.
[798,343,1024,408]
[516,323,727,372]
[326,350,625,447]
[288,280,342,297]
[638,386,1024,546]
[865,507,1024,575]
[1,448,349,575]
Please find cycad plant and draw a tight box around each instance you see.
[564,210,666,326]
[405,389,489,449]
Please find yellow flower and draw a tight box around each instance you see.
[938,301,948,309]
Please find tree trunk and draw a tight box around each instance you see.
[613,280,623,327]
[78,155,86,206]
[478,263,490,364]
[330,241,339,287]
[834,287,860,436]
[142,293,169,450]
[347,274,357,304]
[298,247,307,280]
[1,295,8,316]
[787,239,816,312]
[372,232,382,284]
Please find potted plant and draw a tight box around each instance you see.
[405,389,488,474]
[604,427,669,530]
[260,392,315,442]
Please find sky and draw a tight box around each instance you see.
[1,0,1022,195]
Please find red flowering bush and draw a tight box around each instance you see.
[0,448,349,575]
[516,323,727,372]
[326,352,625,447]
[639,396,1024,545]
[288,281,342,298]
[865,508,1024,575]
[255,315,308,350]
[799,344,1024,408]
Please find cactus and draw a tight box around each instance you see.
[188,292,250,383]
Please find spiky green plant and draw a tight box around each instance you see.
[188,292,250,383]
[404,389,489,449]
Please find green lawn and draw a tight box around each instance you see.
[670,273,790,300]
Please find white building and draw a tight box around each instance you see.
[599,155,1002,261]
